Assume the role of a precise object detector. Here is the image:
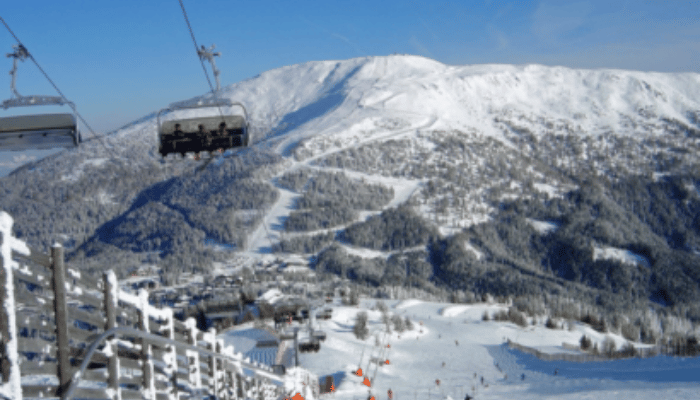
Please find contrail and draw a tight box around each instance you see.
[300,17,367,56]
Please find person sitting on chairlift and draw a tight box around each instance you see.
[216,121,227,154]
[195,124,207,160]
[174,123,184,136]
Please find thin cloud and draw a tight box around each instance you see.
[300,17,366,57]
[488,23,509,50]
[529,37,700,73]
[409,36,434,58]
[531,1,594,43]
[418,18,440,42]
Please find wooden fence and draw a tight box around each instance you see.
[0,211,297,400]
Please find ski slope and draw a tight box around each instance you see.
[290,298,700,400]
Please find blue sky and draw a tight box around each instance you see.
[0,0,698,172]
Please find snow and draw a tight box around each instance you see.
[6,56,700,398]
[177,56,689,255]
[60,158,110,181]
[245,182,299,255]
[527,219,559,235]
[287,298,700,400]
[0,212,29,400]
[341,245,387,259]
[592,246,651,268]
[67,268,81,280]
[260,288,285,304]
[533,183,562,198]
[463,241,484,260]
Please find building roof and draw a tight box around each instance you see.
[259,288,285,304]
[219,328,279,366]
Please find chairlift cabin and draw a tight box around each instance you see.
[0,45,80,152]
[157,97,249,158]
[0,111,80,151]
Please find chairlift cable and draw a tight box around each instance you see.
[176,0,226,121]
[0,17,122,163]
[0,16,113,158]
[0,16,195,214]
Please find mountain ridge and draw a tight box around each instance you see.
[2,55,700,332]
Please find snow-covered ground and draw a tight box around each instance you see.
[245,183,300,254]
[527,219,558,235]
[291,298,700,400]
[592,246,651,268]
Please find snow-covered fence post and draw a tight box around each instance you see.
[160,307,177,400]
[0,211,29,400]
[136,290,156,400]
[185,318,202,394]
[236,373,244,400]
[205,328,218,397]
[255,378,263,400]
[51,243,71,398]
[215,340,228,400]
[103,271,121,400]
[225,369,235,400]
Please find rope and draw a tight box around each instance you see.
[176,0,226,121]
[0,16,116,159]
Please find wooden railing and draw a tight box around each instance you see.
[0,211,298,400]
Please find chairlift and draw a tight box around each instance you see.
[157,42,249,159]
[156,97,249,158]
[0,45,80,152]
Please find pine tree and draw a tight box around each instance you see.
[404,316,414,330]
[353,311,369,340]
[580,334,592,350]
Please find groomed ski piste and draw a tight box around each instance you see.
[283,298,700,400]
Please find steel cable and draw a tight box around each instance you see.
[0,16,117,160]
[176,0,227,121]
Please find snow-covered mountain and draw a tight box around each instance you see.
[4,55,700,400]
[95,54,700,160]
[2,55,700,323]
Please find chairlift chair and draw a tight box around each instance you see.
[157,97,249,158]
[0,45,80,152]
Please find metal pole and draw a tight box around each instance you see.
[294,328,299,367]
[197,44,221,92]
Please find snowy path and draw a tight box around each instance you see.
[245,182,299,254]
[302,115,437,164]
